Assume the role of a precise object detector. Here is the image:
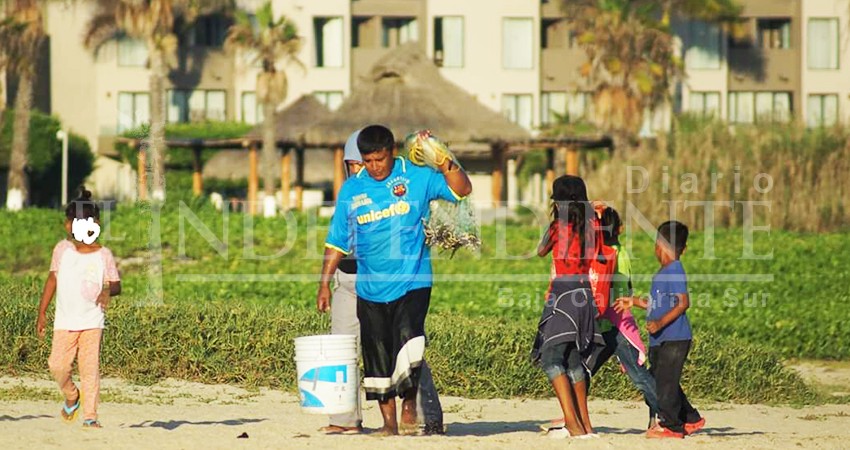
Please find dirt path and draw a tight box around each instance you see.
[790,360,850,398]
[2,376,848,449]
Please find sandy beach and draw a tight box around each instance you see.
[1,375,848,449]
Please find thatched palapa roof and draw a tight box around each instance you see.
[245,95,332,145]
[304,43,530,146]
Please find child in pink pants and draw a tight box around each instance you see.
[37,187,121,428]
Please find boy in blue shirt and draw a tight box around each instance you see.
[317,125,472,436]
[614,220,705,439]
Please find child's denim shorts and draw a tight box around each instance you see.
[540,341,587,383]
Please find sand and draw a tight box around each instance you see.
[1,376,848,450]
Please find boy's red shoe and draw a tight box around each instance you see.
[646,424,684,439]
[684,417,706,435]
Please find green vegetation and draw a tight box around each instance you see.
[0,174,847,403]
[0,281,812,404]
[0,109,94,207]
[115,121,254,169]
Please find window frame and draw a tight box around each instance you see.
[502,17,535,70]
[116,36,148,67]
[313,91,344,111]
[807,93,839,128]
[688,91,721,118]
[117,91,150,133]
[502,93,534,130]
[167,89,228,123]
[433,16,465,68]
[756,18,792,50]
[807,17,840,70]
[685,20,722,70]
[314,16,345,68]
[728,91,792,124]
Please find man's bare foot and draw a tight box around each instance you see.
[319,425,363,435]
[400,396,417,426]
[399,422,421,436]
[370,426,398,437]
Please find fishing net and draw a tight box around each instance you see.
[403,130,481,255]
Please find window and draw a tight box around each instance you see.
[541,91,592,125]
[117,92,150,132]
[117,37,147,67]
[757,19,791,49]
[204,91,226,121]
[502,18,534,69]
[241,92,263,125]
[314,17,344,67]
[382,17,418,48]
[168,89,227,123]
[728,91,791,123]
[807,94,838,127]
[502,94,533,130]
[168,90,189,123]
[313,91,344,111]
[688,92,721,117]
[187,15,229,47]
[685,21,721,69]
[808,18,839,69]
[567,92,593,122]
[541,18,568,50]
[434,17,464,68]
[541,92,566,126]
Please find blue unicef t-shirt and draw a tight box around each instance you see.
[325,157,462,303]
[647,260,693,346]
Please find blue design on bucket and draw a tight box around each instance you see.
[300,389,324,407]
[300,365,348,383]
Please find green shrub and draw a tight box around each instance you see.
[115,122,253,170]
[0,110,94,207]
[0,277,815,404]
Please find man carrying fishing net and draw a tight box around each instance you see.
[317,125,472,436]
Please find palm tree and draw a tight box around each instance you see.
[561,0,741,146]
[83,0,232,202]
[225,1,301,215]
[0,0,45,210]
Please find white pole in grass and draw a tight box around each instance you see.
[56,129,68,205]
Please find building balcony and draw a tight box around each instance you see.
[540,47,589,91]
[728,47,800,92]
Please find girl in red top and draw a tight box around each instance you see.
[532,175,604,439]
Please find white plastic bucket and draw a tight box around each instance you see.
[294,335,358,415]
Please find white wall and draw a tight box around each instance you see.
[48,2,102,153]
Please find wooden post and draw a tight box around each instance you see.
[136,141,147,201]
[192,146,203,196]
[281,147,291,211]
[565,145,579,176]
[248,143,258,215]
[545,147,555,197]
[295,147,305,211]
[490,144,504,208]
[333,147,344,201]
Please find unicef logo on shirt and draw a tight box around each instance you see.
[356,201,411,225]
